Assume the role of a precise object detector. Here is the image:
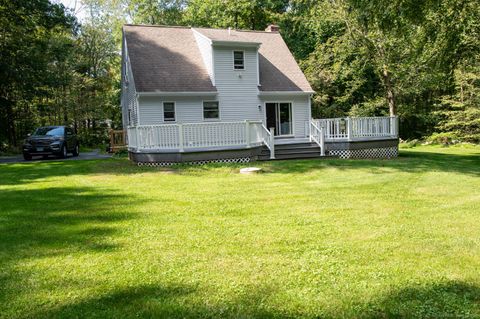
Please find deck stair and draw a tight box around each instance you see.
[258,142,326,161]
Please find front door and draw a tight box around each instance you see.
[265,102,292,136]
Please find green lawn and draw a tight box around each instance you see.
[0,145,479,318]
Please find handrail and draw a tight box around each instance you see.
[260,124,275,159]
[131,121,247,129]
[310,120,325,156]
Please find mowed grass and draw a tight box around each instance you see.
[0,145,479,318]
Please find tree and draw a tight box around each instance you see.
[184,0,288,30]
[282,0,479,139]
[0,0,75,148]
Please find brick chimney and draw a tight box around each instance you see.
[265,24,280,32]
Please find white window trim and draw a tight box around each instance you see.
[202,100,221,121]
[163,101,176,122]
[233,50,245,71]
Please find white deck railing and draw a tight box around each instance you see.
[128,117,398,159]
[312,116,398,141]
[127,120,272,155]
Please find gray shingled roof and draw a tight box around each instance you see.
[124,25,216,92]
[123,25,313,93]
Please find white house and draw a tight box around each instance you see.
[121,24,399,164]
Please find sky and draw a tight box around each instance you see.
[56,0,88,21]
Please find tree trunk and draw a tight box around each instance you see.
[382,65,396,116]
[6,103,16,146]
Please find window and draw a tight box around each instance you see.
[233,51,244,70]
[203,101,219,120]
[33,126,64,136]
[163,102,175,122]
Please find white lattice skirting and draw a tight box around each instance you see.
[329,147,398,159]
[136,157,251,167]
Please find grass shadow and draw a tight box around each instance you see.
[20,280,480,318]
[0,186,138,304]
[0,158,140,186]
[29,283,294,319]
[361,281,480,318]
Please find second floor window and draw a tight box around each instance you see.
[163,102,175,122]
[233,51,244,70]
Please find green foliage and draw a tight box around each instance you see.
[184,0,288,30]
[426,132,460,145]
[0,0,121,152]
[401,139,421,148]
[0,0,75,147]
[281,0,480,141]
[433,50,480,142]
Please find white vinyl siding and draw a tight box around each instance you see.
[138,99,163,125]
[193,31,214,85]
[292,95,310,137]
[121,37,138,127]
[136,95,310,138]
[137,96,216,125]
[213,46,263,123]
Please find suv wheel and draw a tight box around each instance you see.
[72,144,80,157]
[23,153,32,161]
[60,145,67,158]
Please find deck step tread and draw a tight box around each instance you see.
[258,153,337,160]
[258,153,322,160]
[275,150,321,156]
[258,142,327,161]
[274,143,319,150]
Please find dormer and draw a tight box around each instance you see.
[193,28,261,87]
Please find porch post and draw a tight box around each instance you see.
[308,121,312,142]
[135,126,140,151]
[178,124,184,152]
[269,127,275,159]
[245,120,250,148]
[347,117,353,140]
[395,116,399,137]
[390,116,398,138]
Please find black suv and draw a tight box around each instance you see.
[23,126,79,160]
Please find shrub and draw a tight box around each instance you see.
[426,132,460,145]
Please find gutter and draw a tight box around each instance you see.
[212,40,261,49]
[137,91,218,97]
[258,91,315,96]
